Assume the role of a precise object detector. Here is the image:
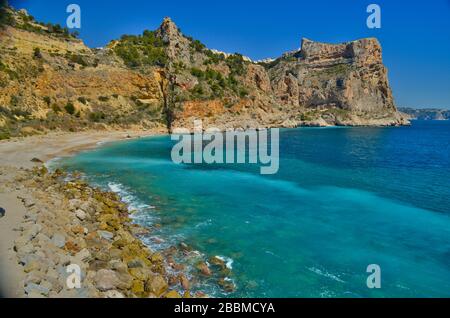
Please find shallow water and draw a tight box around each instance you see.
[56,120,450,297]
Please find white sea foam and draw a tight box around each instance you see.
[308,267,345,283]
[195,219,212,228]
[107,181,153,213]
[215,255,234,269]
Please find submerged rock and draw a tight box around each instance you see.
[196,261,212,276]
[218,278,235,293]
[209,256,226,270]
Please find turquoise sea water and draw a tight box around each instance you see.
[55,120,450,297]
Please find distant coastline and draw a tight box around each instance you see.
[399,107,450,121]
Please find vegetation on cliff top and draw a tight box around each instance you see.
[113,30,168,68]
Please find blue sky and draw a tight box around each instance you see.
[9,0,450,109]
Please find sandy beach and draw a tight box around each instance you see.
[0,129,162,297]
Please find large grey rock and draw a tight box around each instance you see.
[74,248,91,262]
[24,282,50,297]
[94,269,121,291]
[51,233,66,248]
[68,199,82,211]
[23,224,42,241]
[97,230,114,241]
[75,209,87,221]
[104,290,125,298]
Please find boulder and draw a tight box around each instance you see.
[131,280,145,294]
[164,290,182,298]
[51,233,66,248]
[145,274,168,297]
[23,224,42,241]
[30,158,43,163]
[68,199,82,211]
[94,269,121,291]
[75,209,87,221]
[103,290,125,298]
[74,248,91,262]
[150,252,164,263]
[24,282,50,297]
[179,273,190,290]
[127,259,144,269]
[97,230,114,241]
[196,261,212,276]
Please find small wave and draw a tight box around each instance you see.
[264,250,283,259]
[215,255,234,269]
[320,290,337,298]
[195,219,212,228]
[308,266,345,283]
[45,157,62,170]
[107,181,153,213]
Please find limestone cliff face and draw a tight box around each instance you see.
[0,7,408,138]
[0,8,164,136]
[148,18,407,128]
[269,38,406,124]
[267,38,399,122]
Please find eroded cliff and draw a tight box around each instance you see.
[0,6,408,139]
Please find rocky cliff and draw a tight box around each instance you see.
[0,6,408,139]
[266,37,408,126]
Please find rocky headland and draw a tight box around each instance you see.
[0,5,408,142]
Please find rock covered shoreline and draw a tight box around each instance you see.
[3,164,203,298]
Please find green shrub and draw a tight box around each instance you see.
[64,102,75,115]
[51,104,61,113]
[210,82,223,98]
[33,47,42,59]
[77,96,88,104]
[191,67,204,78]
[98,96,109,102]
[204,50,225,65]
[88,111,105,122]
[226,54,246,76]
[0,61,19,81]
[66,53,88,67]
[114,30,168,67]
[190,39,206,52]
[0,130,10,140]
[10,95,19,107]
[239,87,249,98]
[0,1,14,27]
[43,96,51,105]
